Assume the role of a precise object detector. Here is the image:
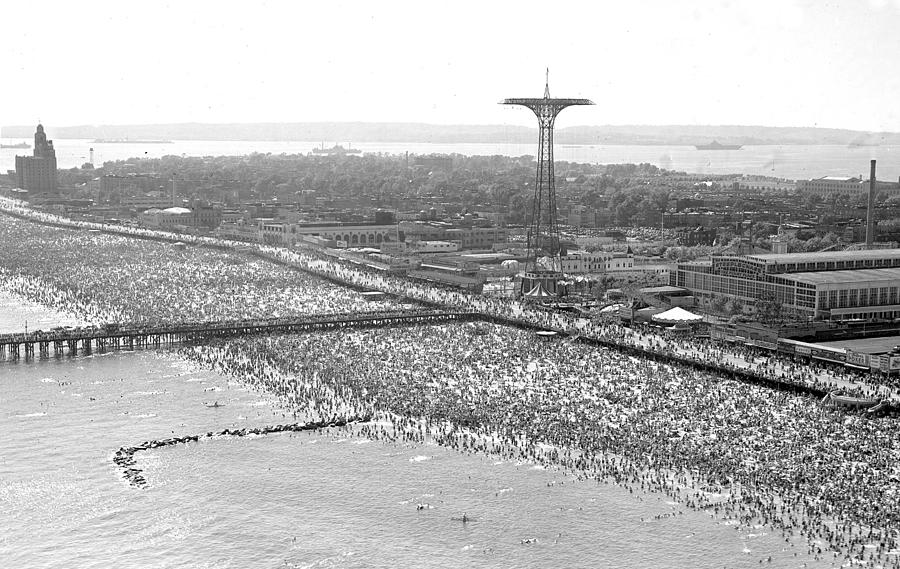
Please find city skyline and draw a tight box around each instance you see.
[4,0,900,132]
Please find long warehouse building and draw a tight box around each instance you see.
[671,249,900,320]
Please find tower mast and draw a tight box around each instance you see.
[502,71,593,296]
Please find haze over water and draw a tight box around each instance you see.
[3,138,899,181]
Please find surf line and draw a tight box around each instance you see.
[113,415,368,488]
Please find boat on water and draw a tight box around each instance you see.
[311,143,362,155]
[694,140,743,150]
[92,139,174,144]
[205,401,225,408]
[1,142,31,149]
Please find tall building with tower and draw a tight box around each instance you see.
[15,124,58,195]
[502,71,592,296]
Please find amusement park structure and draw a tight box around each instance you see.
[502,71,593,296]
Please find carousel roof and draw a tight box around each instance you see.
[524,283,553,298]
[652,306,703,324]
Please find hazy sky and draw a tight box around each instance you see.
[4,0,900,131]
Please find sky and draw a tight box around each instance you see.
[3,0,900,131]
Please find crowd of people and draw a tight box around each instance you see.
[182,323,900,567]
[0,214,403,325]
[4,196,900,566]
[254,239,899,403]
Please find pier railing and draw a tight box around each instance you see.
[0,309,477,360]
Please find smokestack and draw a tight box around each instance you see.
[89,147,94,165]
[866,160,876,248]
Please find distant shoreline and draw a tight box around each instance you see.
[3,122,899,147]
[2,137,891,149]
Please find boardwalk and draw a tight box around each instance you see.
[0,201,894,412]
[0,309,477,360]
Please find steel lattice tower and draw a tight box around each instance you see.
[502,71,592,295]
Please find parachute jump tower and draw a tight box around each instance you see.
[502,71,593,296]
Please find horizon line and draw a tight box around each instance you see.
[2,121,899,135]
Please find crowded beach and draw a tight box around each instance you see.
[2,198,900,566]
[182,324,900,567]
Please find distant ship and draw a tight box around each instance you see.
[848,140,883,147]
[694,141,742,150]
[92,139,173,144]
[311,143,362,155]
[1,142,31,149]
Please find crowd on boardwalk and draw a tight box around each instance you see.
[3,197,900,566]
[0,194,892,403]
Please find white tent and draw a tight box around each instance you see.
[652,306,703,324]
[524,283,553,298]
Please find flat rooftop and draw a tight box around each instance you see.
[816,336,900,355]
[738,249,900,264]
[779,267,900,285]
[818,176,860,182]
[640,286,689,294]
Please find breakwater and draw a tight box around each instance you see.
[114,416,366,488]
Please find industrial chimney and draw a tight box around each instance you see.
[866,160,876,248]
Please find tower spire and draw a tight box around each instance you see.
[544,68,550,98]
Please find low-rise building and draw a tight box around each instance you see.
[260,222,399,247]
[216,220,260,242]
[797,176,900,199]
[139,207,192,229]
[138,205,221,231]
[549,251,636,274]
[409,241,459,253]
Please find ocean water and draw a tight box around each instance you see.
[0,293,829,568]
[2,137,898,181]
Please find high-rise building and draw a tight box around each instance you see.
[15,124,58,194]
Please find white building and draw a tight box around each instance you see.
[139,206,191,229]
[550,251,636,274]
[410,240,459,253]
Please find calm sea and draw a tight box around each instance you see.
[0,291,829,568]
[2,137,899,181]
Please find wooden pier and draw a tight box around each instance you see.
[0,309,477,361]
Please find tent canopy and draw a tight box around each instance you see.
[652,306,703,324]
[524,283,553,298]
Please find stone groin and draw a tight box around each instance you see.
[114,415,366,488]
